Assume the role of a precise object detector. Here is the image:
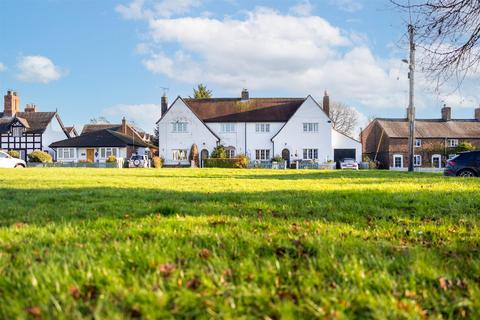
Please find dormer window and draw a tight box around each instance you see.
[12,127,23,137]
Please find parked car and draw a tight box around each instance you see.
[0,150,26,168]
[444,151,480,177]
[128,155,149,168]
[340,158,359,170]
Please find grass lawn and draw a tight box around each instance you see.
[0,168,479,319]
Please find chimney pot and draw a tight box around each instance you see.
[4,90,20,117]
[323,90,330,116]
[121,117,127,134]
[441,104,451,121]
[161,95,168,116]
[241,89,249,101]
[475,107,480,121]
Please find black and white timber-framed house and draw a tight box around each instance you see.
[0,90,72,160]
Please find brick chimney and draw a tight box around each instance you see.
[323,90,330,116]
[25,103,38,113]
[4,90,20,117]
[475,107,480,121]
[441,104,451,121]
[121,117,127,134]
[241,89,249,101]
[161,94,168,116]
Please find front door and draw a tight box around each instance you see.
[432,155,441,168]
[200,149,209,168]
[86,149,95,162]
[281,148,290,167]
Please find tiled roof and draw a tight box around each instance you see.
[81,124,120,135]
[376,118,480,138]
[49,129,148,148]
[183,98,306,122]
[0,112,57,134]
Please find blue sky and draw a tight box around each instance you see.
[0,0,478,133]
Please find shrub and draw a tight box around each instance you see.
[106,155,117,163]
[204,157,249,168]
[28,150,52,163]
[363,156,377,169]
[152,156,163,168]
[456,141,476,153]
[211,145,226,159]
[272,155,284,163]
[189,144,199,167]
[7,150,20,158]
[235,154,249,168]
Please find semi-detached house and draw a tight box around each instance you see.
[157,89,361,167]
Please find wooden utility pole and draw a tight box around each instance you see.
[407,24,416,172]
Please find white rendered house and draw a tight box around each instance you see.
[157,90,361,166]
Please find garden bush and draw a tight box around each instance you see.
[106,155,117,163]
[151,156,163,168]
[211,145,226,158]
[456,141,476,153]
[28,150,52,163]
[204,156,249,168]
[7,150,20,158]
[189,144,199,167]
[272,155,284,163]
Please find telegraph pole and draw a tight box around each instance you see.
[407,24,416,172]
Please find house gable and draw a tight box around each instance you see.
[158,97,219,164]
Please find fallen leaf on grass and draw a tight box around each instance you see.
[69,286,80,299]
[25,306,41,319]
[186,278,201,290]
[159,263,176,278]
[199,248,211,259]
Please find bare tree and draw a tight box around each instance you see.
[392,1,480,84]
[329,102,358,138]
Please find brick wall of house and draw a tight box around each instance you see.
[361,120,391,168]
[388,137,480,168]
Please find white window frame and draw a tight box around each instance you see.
[173,149,188,161]
[415,139,422,147]
[303,123,319,133]
[99,147,118,159]
[221,123,236,133]
[57,148,76,160]
[432,154,442,168]
[225,148,235,158]
[302,148,319,160]
[393,154,403,168]
[255,123,270,133]
[255,149,270,161]
[413,154,422,167]
[172,122,188,133]
[448,139,459,147]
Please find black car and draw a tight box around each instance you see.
[444,151,480,177]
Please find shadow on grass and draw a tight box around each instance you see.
[0,186,479,227]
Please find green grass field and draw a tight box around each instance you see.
[0,168,479,319]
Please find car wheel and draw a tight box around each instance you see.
[15,164,25,168]
[457,169,476,177]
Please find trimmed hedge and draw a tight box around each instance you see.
[28,150,53,163]
[106,155,117,163]
[204,156,248,168]
[7,150,20,158]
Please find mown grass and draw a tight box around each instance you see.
[0,168,479,319]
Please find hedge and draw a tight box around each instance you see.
[28,150,53,163]
[7,150,20,158]
[204,157,248,168]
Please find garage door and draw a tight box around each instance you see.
[334,149,356,162]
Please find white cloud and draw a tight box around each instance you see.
[102,103,161,131]
[290,0,314,17]
[139,8,409,108]
[17,56,63,84]
[329,0,363,13]
[116,0,202,20]
[0,63,6,72]
[121,5,480,119]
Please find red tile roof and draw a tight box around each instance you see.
[376,118,480,138]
